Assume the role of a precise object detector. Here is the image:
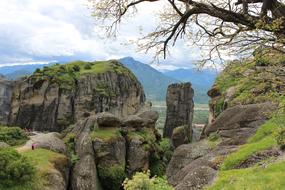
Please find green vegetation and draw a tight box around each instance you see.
[0,148,35,189]
[150,138,173,177]
[207,160,285,190]
[91,128,122,141]
[220,111,285,170]
[22,148,68,175]
[32,60,136,91]
[213,49,285,117]
[123,170,173,190]
[63,133,78,165]
[97,163,126,190]
[0,126,28,146]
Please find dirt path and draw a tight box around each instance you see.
[16,132,45,153]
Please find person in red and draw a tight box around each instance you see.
[32,143,35,150]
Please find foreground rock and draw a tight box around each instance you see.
[0,76,13,124]
[164,83,194,141]
[67,110,161,190]
[204,102,277,145]
[8,60,145,132]
[167,102,276,189]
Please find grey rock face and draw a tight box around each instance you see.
[71,117,102,190]
[204,102,277,145]
[8,63,145,132]
[27,132,67,154]
[0,76,13,125]
[164,83,194,138]
[126,135,149,175]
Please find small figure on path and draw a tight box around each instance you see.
[31,143,36,150]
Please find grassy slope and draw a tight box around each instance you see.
[206,49,285,189]
[32,60,136,91]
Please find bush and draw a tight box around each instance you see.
[0,148,35,187]
[84,63,92,70]
[72,65,80,72]
[97,164,126,190]
[123,170,173,190]
[0,126,28,146]
[276,128,285,150]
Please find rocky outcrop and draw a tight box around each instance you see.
[8,60,145,132]
[204,102,277,145]
[171,125,191,148]
[0,76,13,125]
[67,110,161,190]
[164,83,194,139]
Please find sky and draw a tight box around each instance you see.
[0,0,213,71]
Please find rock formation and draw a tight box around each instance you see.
[66,110,161,190]
[163,83,194,143]
[8,60,145,132]
[0,75,13,124]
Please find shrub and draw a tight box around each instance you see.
[276,128,285,150]
[123,170,173,190]
[97,164,126,190]
[84,63,92,70]
[0,126,28,146]
[0,148,35,187]
[72,65,80,72]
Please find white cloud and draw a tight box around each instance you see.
[0,0,217,69]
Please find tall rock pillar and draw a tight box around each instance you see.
[163,83,194,140]
[0,76,13,125]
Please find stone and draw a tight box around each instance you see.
[171,125,191,148]
[204,102,277,145]
[138,110,159,123]
[166,140,211,180]
[122,115,145,129]
[96,112,121,128]
[126,135,149,175]
[8,61,145,132]
[164,83,194,138]
[27,132,67,154]
[175,166,217,190]
[0,76,13,125]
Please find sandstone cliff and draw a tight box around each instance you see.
[8,60,145,132]
[163,83,194,147]
[0,75,13,125]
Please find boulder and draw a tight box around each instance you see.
[164,83,194,138]
[175,166,217,190]
[27,132,67,154]
[171,125,191,148]
[138,110,159,123]
[96,112,121,128]
[204,102,277,145]
[166,140,211,180]
[122,115,145,129]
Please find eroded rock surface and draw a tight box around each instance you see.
[164,83,194,140]
[0,76,13,124]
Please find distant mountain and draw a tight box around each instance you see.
[119,57,179,101]
[164,68,218,103]
[0,63,55,80]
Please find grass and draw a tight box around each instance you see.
[1,148,67,190]
[91,128,122,141]
[32,60,136,91]
[22,148,68,174]
[207,160,285,190]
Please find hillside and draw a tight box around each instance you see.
[119,57,179,101]
[166,49,285,189]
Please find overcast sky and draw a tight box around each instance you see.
[0,0,207,71]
